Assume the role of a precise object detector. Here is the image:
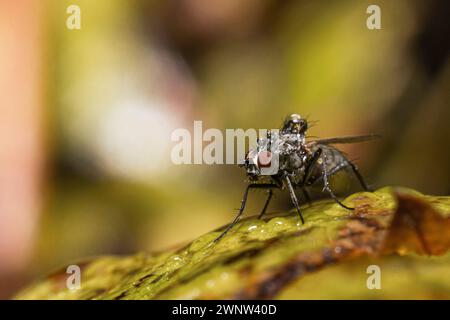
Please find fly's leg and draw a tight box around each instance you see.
[309,152,370,192]
[284,174,305,224]
[298,148,323,206]
[320,150,354,210]
[307,161,347,186]
[302,148,322,185]
[258,177,282,219]
[301,188,312,205]
[325,147,370,191]
[258,189,273,219]
[346,160,370,191]
[214,183,279,243]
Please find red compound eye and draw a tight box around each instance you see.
[257,151,272,168]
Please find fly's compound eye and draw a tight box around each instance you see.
[257,151,272,168]
[246,150,259,166]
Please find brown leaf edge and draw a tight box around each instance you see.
[235,191,450,299]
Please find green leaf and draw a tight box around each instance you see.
[15,187,450,299]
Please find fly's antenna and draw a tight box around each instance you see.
[307,119,319,130]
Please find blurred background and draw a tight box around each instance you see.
[0,0,449,298]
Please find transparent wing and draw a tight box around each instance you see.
[307,134,380,146]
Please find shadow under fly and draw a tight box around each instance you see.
[214,114,379,243]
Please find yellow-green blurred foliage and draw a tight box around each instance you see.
[1,0,449,297]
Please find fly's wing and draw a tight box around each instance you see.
[307,134,380,147]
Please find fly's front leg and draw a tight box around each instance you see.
[258,189,273,219]
[258,177,282,219]
[214,183,279,243]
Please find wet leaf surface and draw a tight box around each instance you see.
[15,187,450,299]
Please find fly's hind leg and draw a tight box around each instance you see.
[313,151,371,192]
[345,159,370,191]
[320,150,354,210]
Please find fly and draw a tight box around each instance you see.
[215,114,379,242]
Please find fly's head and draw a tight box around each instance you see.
[241,150,262,181]
[241,130,280,180]
[281,114,308,136]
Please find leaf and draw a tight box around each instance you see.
[382,192,450,255]
[15,187,450,300]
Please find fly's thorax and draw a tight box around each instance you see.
[277,132,307,170]
[279,133,306,147]
[280,152,304,170]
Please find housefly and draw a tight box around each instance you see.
[215,114,379,242]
